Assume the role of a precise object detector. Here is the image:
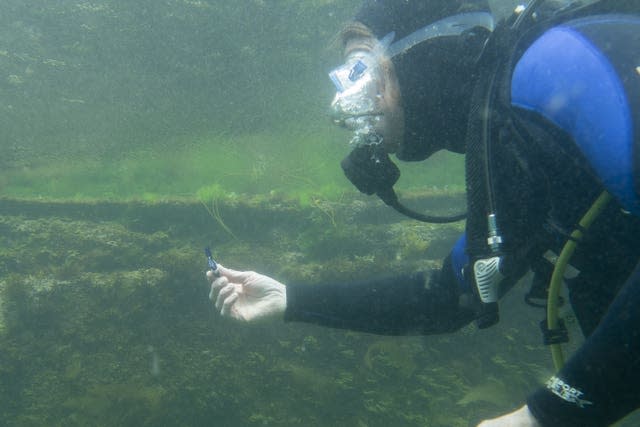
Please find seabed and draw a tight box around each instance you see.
[0,192,561,427]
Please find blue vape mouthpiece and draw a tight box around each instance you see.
[204,247,218,272]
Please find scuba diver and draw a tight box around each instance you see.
[207,0,640,425]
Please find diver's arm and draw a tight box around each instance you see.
[284,229,532,335]
[284,254,475,335]
[527,261,640,426]
[207,245,475,333]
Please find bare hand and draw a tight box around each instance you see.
[477,405,542,427]
[207,265,286,323]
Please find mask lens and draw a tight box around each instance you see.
[348,59,367,81]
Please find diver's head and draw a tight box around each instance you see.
[342,0,492,161]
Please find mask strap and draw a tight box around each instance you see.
[386,11,495,58]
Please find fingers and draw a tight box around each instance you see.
[205,265,257,322]
[214,282,244,320]
[220,291,240,319]
[216,265,256,283]
[208,274,228,301]
[217,284,246,321]
[215,283,236,311]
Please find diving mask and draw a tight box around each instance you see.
[329,48,388,147]
[329,12,495,149]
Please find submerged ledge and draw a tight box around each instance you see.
[0,190,466,236]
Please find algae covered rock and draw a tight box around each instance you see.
[0,195,551,426]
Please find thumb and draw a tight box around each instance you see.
[216,265,255,283]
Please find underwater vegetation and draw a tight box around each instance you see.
[0,128,465,205]
[0,194,556,426]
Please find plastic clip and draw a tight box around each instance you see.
[540,318,569,345]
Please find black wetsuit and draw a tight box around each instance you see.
[285,2,640,426]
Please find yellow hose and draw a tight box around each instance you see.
[547,191,612,370]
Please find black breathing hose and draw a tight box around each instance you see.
[341,145,467,224]
[377,187,467,224]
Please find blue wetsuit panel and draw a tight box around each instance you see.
[511,16,640,215]
[451,233,471,293]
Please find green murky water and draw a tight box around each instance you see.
[1,1,633,426]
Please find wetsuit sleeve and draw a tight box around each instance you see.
[284,254,475,335]
[527,261,640,427]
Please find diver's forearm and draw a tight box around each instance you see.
[284,269,474,335]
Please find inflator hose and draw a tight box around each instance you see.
[547,190,612,370]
